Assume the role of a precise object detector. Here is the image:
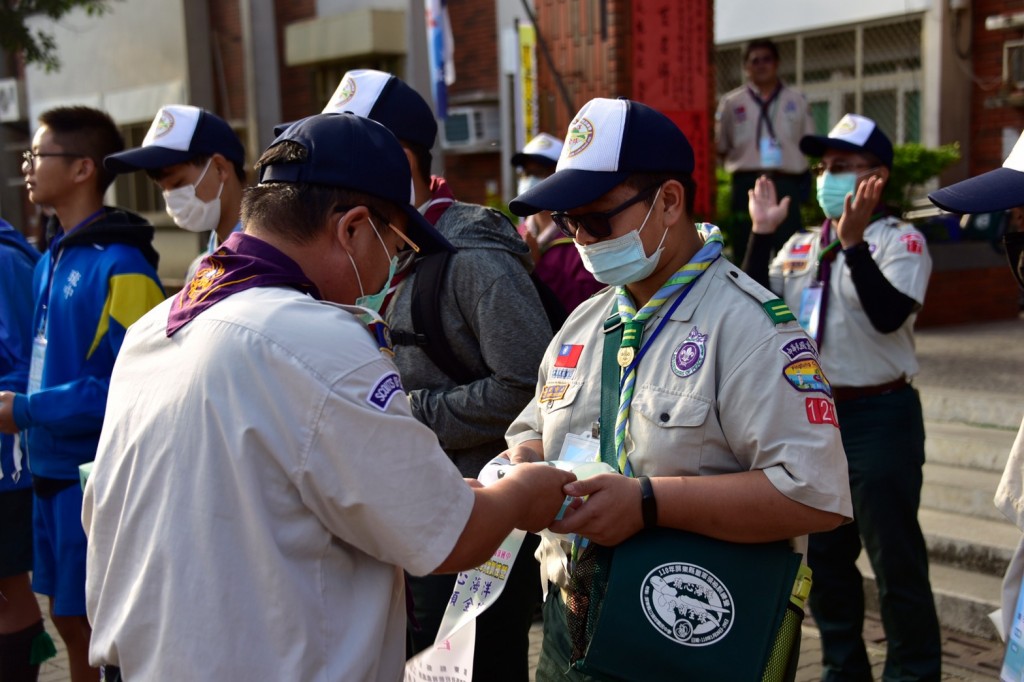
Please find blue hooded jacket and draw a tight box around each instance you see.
[12,208,165,479]
[0,219,39,491]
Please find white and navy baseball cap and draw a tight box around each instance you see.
[259,113,454,253]
[321,69,437,150]
[105,105,245,173]
[509,98,695,216]
[511,132,563,169]
[929,131,1024,213]
[799,114,894,169]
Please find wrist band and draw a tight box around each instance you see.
[638,475,658,529]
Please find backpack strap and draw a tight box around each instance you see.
[397,250,477,385]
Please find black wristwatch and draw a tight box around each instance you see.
[638,475,658,529]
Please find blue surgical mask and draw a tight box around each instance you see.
[575,187,666,285]
[816,172,858,220]
[348,217,398,314]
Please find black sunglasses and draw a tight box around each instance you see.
[551,184,662,239]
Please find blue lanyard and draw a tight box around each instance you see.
[617,258,717,394]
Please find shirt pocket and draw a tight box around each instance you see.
[541,379,584,412]
[628,390,712,475]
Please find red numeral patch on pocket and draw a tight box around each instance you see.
[805,398,839,427]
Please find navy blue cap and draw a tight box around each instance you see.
[799,114,894,169]
[259,113,454,254]
[509,98,695,216]
[929,131,1024,213]
[105,105,245,173]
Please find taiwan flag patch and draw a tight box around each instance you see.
[555,344,584,368]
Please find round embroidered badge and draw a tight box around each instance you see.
[334,75,357,107]
[641,563,734,646]
[672,326,707,377]
[153,110,175,138]
[566,117,594,157]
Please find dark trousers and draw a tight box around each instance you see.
[808,385,941,681]
[407,533,541,682]
[729,170,810,265]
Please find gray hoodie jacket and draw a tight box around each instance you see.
[387,202,553,476]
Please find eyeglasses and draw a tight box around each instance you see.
[810,162,878,177]
[22,150,86,170]
[551,184,662,239]
[337,205,421,253]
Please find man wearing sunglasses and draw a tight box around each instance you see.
[716,38,815,264]
[743,114,940,681]
[505,97,852,679]
[928,131,1024,664]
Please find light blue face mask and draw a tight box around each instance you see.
[816,171,858,220]
[348,216,398,314]
[575,186,665,285]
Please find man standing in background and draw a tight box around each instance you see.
[717,38,815,264]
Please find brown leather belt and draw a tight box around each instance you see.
[832,377,908,403]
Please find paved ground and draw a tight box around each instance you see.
[35,317,1023,680]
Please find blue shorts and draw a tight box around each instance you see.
[32,483,88,616]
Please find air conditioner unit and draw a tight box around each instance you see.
[1005,40,1024,89]
[441,105,501,152]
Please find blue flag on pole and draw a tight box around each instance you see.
[425,0,455,118]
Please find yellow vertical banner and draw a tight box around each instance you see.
[518,23,538,147]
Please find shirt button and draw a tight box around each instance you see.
[659,413,670,423]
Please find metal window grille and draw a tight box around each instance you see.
[716,16,923,145]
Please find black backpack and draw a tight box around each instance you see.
[391,250,567,384]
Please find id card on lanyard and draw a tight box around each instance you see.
[797,284,823,340]
[751,85,783,169]
[798,225,841,349]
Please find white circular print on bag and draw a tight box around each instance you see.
[640,563,735,646]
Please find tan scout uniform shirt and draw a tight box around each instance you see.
[507,256,853,591]
[768,217,932,387]
[716,85,814,174]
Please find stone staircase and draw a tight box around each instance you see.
[855,384,1023,640]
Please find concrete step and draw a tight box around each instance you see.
[919,507,1019,577]
[856,553,1003,641]
[922,461,1006,522]
[918,385,1024,431]
[925,421,1017,473]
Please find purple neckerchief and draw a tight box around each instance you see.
[167,232,321,337]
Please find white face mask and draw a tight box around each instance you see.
[163,158,224,233]
[517,174,544,196]
[575,187,666,285]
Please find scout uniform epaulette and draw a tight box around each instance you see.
[721,266,797,325]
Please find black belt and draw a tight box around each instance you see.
[832,377,908,403]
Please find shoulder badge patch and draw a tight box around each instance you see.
[762,299,796,324]
[782,358,832,397]
[367,372,404,411]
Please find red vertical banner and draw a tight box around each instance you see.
[632,0,714,220]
